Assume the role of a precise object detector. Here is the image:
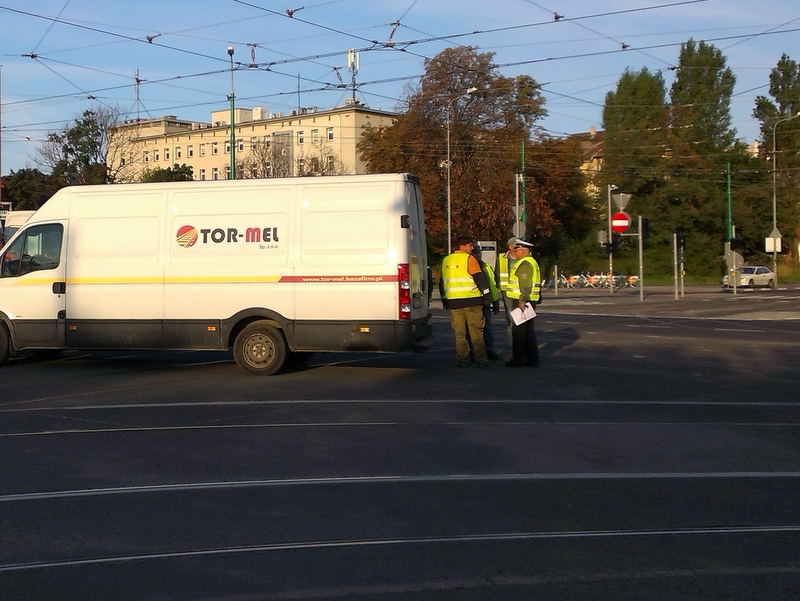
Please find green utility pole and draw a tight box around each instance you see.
[519,140,526,234]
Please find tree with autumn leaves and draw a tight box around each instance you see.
[357,47,594,263]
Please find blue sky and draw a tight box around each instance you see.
[1,0,798,175]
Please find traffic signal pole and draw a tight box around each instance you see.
[607,184,614,294]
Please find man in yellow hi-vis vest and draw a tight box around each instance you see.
[471,243,500,361]
[505,239,541,368]
[496,237,518,327]
[439,235,492,368]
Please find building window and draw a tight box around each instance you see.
[297,131,304,144]
[311,157,320,173]
[187,145,194,157]
[327,155,335,172]
[154,149,160,162]
[298,158,305,174]
[143,151,149,163]
[176,147,182,159]
[212,142,219,155]
[199,144,206,157]
[250,136,258,149]
[327,127,334,141]
[238,138,244,151]
[212,167,219,180]
[120,156,126,166]
[199,168,206,180]
[164,148,170,161]
[312,129,319,143]
[225,165,231,179]
[225,141,231,154]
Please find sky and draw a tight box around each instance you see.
[0,0,798,176]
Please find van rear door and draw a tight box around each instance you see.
[405,179,429,320]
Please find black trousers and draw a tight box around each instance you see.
[511,314,539,366]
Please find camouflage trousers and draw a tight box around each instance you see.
[449,305,487,363]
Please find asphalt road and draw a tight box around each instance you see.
[1,286,799,600]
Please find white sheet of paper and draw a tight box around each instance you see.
[510,303,537,325]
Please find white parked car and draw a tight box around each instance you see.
[723,265,775,289]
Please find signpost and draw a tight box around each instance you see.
[611,212,631,233]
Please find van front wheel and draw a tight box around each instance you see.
[0,323,10,365]
[233,322,287,375]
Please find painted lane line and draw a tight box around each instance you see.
[3,471,800,503]
[3,398,800,414]
[3,420,800,440]
[2,525,799,573]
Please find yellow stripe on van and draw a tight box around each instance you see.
[64,275,284,285]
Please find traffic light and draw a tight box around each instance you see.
[606,232,620,255]
[640,218,650,240]
[675,230,685,248]
[730,238,740,250]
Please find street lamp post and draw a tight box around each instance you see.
[771,111,800,285]
[227,46,236,180]
[445,87,478,254]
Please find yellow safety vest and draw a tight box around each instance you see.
[496,253,515,292]
[442,253,481,301]
[481,262,499,302]
[506,256,541,302]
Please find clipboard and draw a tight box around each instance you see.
[510,303,537,325]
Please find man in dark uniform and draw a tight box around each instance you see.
[505,239,541,368]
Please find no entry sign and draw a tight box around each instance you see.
[611,211,631,233]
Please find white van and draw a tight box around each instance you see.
[0,210,35,246]
[0,174,432,374]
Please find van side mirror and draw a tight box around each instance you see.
[400,215,410,229]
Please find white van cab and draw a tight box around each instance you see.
[0,174,433,374]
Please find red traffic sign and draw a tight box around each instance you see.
[611,211,631,233]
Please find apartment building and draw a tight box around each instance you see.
[108,103,397,183]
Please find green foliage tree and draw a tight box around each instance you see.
[753,53,800,262]
[37,107,120,185]
[602,68,669,197]
[1,168,61,210]
[139,163,194,182]
[598,39,760,279]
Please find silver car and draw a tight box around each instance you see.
[723,265,775,289]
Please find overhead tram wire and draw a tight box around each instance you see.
[3,2,789,138]
[521,0,674,68]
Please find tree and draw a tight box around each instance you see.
[358,46,549,255]
[602,68,669,197]
[669,39,737,154]
[753,54,800,263]
[139,163,194,182]
[2,168,61,210]
[37,107,122,185]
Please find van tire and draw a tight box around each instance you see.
[0,323,10,365]
[233,322,287,375]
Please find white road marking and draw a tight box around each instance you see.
[3,471,799,503]
[2,524,798,573]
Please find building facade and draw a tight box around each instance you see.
[108,103,397,183]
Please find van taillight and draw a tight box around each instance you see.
[398,263,411,320]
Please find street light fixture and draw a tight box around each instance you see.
[446,87,478,254]
[227,46,236,180]
[771,111,800,285]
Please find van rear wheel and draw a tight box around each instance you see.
[0,323,9,365]
[233,322,287,375]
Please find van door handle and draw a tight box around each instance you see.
[52,282,66,294]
